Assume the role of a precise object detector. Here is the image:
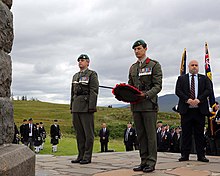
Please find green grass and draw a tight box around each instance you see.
[13,100,181,155]
[13,100,181,138]
[35,137,125,156]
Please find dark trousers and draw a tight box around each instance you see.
[181,108,206,158]
[133,111,157,167]
[100,141,108,152]
[72,112,94,161]
[24,137,34,151]
[125,142,134,151]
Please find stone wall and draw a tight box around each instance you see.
[0,1,36,175]
[0,0,14,144]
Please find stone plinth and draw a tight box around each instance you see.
[0,144,35,176]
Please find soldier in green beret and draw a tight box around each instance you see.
[70,54,99,164]
[129,40,163,173]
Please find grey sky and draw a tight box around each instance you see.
[11,0,220,106]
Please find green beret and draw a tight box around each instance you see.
[77,54,90,61]
[132,39,147,49]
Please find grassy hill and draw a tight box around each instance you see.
[13,100,181,138]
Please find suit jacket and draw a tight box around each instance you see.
[171,132,181,152]
[99,128,109,143]
[22,123,37,141]
[50,124,61,139]
[124,127,136,145]
[157,131,172,151]
[175,73,212,115]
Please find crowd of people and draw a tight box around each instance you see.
[156,121,181,153]
[13,118,61,153]
[156,118,220,157]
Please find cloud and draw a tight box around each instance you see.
[10,0,220,106]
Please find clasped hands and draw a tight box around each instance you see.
[187,98,200,107]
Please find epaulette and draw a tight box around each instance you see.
[149,58,158,64]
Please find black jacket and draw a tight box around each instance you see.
[50,124,61,139]
[175,73,212,115]
[124,127,136,145]
[99,128,109,143]
[22,123,37,142]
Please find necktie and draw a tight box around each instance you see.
[190,74,195,99]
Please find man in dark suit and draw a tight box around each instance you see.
[99,123,109,152]
[175,59,212,162]
[23,118,36,151]
[20,119,27,144]
[157,125,172,152]
[124,122,136,151]
[171,127,181,153]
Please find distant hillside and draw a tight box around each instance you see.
[158,94,220,112]
[158,94,178,112]
[110,94,179,112]
[13,100,179,138]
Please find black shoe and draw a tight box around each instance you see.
[143,165,155,173]
[133,164,146,171]
[178,156,189,162]
[80,159,91,164]
[71,159,82,163]
[197,157,209,162]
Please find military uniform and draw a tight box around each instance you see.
[129,46,162,168]
[70,55,99,163]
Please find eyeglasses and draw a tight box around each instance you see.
[190,64,198,66]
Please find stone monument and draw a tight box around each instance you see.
[0,0,35,175]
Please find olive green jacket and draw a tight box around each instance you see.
[70,69,99,113]
[128,58,162,111]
